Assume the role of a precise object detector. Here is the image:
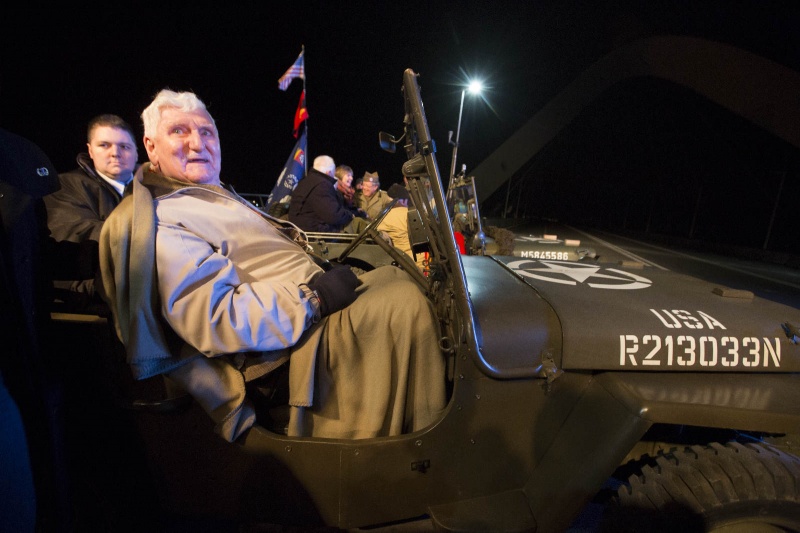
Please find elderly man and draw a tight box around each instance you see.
[355,171,394,220]
[99,89,445,442]
[288,155,367,233]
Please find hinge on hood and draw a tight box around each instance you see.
[536,350,563,390]
[782,322,799,344]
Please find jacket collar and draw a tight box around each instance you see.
[136,162,233,198]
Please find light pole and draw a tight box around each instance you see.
[448,80,483,187]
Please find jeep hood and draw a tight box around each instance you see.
[463,255,800,377]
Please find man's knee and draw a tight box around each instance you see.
[353,267,430,319]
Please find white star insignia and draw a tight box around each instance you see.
[507,260,652,290]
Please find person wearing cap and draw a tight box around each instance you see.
[378,183,426,271]
[1,128,87,531]
[288,156,368,233]
[355,171,393,221]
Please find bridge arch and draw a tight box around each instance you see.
[472,35,800,203]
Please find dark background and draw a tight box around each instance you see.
[2,1,799,252]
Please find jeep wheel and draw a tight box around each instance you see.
[601,442,800,532]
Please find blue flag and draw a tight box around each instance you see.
[266,131,307,212]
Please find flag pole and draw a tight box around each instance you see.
[301,44,307,174]
[267,46,307,212]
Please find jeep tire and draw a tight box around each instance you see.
[601,442,800,532]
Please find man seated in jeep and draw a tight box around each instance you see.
[288,155,368,233]
[355,171,394,220]
[98,89,446,442]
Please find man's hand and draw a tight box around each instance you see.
[308,265,360,316]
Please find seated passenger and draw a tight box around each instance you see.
[378,183,427,271]
[99,89,446,442]
[44,114,139,312]
[334,164,367,220]
[288,155,368,233]
[355,171,393,220]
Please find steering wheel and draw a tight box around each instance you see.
[337,199,398,262]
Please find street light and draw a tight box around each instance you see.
[448,80,484,186]
[447,79,486,255]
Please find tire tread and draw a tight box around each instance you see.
[606,441,800,530]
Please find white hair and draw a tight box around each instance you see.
[141,89,216,138]
[312,155,336,177]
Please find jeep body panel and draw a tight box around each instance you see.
[462,255,562,378]
[490,256,800,373]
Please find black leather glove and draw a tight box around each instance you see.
[307,265,360,317]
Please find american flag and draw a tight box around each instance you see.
[278,50,304,91]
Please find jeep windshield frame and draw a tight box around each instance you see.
[396,68,484,375]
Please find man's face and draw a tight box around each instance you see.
[362,180,379,197]
[144,107,221,185]
[87,126,138,183]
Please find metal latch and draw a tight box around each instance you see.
[411,459,431,473]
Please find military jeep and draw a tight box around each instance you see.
[60,69,800,532]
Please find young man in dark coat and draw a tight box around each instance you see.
[44,114,138,312]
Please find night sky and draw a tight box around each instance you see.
[2,1,799,251]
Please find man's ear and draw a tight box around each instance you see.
[143,136,157,163]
